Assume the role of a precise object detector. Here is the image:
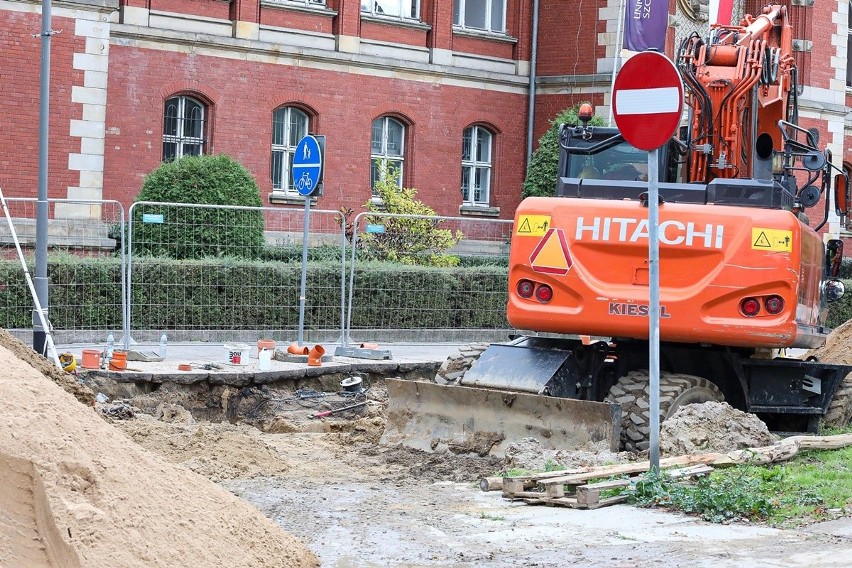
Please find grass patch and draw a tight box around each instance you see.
[478,512,506,521]
[625,445,852,526]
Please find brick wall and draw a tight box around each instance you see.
[0,10,84,200]
[102,46,528,217]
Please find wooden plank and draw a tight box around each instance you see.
[505,490,547,500]
[580,494,629,510]
[580,478,632,491]
[502,478,527,495]
[545,483,565,499]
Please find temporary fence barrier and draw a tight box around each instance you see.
[345,211,514,344]
[126,202,347,345]
[0,197,125,345]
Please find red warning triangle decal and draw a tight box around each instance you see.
[529,228,572,275]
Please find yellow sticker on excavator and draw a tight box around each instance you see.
[751,228,792,252]
[516,215,552,237]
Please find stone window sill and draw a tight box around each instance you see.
[459,204,500,217]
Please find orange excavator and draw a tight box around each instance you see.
[382,5,852,455]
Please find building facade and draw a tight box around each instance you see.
[0,0,849,232]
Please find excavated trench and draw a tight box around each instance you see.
[79,363,439,434]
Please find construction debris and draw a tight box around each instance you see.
[660,401,776,456]
[497,433,852,510]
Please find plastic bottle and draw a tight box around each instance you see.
[259,348,272,371]
[159,333,168,359]
[106,333,115,359]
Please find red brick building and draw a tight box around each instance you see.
[0,0,849,232]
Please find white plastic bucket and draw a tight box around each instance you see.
[224,342,250,366]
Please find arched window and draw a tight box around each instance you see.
[461,125,493,206]
[271,106,310,193]
[371,116,405,195]
[163,95,206,161]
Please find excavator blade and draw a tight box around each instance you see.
[381,379,621,457]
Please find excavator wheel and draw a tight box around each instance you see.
[824,372,852,428]
[435,342,488,384]
[605,370,724,452]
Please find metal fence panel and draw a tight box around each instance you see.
[127,202,346,344]
[0,198,125,344]
[345,212,514,343]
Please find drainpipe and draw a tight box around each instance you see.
[525,0,540,173]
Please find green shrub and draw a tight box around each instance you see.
[360,162,462,267]
[132,154,265,260]
[522,104,606,199]
[827,279,852,328]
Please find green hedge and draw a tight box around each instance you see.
[2,257,850,333]
[0,257,509,331]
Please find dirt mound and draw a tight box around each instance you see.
[0,340,317,567]
[660,401,776,456]
[0,328,95,406]
[504,437,631,472]
[805,318,852,364]
[116,414,290,482]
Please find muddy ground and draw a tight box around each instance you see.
[82,374,852,568]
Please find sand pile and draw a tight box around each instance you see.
[806,318,852,364]
[504,437,630,471]
[117,413,291,482]
[0,340,318,568]
[660,401,776,456]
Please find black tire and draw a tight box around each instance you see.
[604,370,724,452]
[824,372,852,428]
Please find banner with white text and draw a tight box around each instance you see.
[623,0,668,52]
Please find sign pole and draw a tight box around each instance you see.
[297,197,311,347]
[648,148,661,472]
[291,134,324,347]
[610,50,683,474]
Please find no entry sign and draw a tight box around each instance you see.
[612,51,684,151]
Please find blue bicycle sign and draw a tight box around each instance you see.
[292,135,323,196]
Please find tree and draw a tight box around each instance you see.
[132,154,265,260]
[522,104,606,199]
[359,162,462,267]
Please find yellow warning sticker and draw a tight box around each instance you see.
[516,215,552,237]
[751,228,793,252]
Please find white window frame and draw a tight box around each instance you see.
[163,95,206,162]
[453,0,505,33]
[461,125,493,206]
[361,0,420,20]
[274,0,325,6]
[271,107,310,194]
[371,117,405,196]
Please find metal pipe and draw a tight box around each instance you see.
[608,0,626,126]
[34,0,52,354]
[525,0,540,171]
[648,147,661,472]
[0,189,61,367]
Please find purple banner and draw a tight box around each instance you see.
[623,0,668,52]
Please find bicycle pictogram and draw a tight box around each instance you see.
[294,172,313,192]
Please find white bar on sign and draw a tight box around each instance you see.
[616,87,680,115]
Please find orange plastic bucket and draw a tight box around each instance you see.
[81,349,101,369]
[257,339,276,353]
[109,350,127,371]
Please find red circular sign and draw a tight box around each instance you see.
[612,51,684,151]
